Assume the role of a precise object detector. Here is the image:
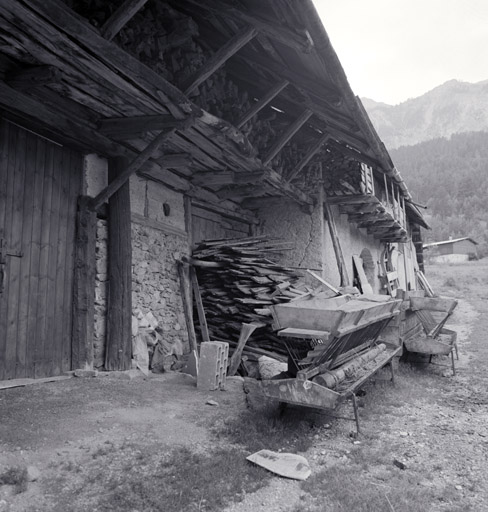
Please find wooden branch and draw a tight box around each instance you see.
[183,26,257,95]
[90,128,180,210]
[236,79,289,129]
[182,0,313,54]
[286,132,330,182]
[100,0,149,41]
[99,114,193,138]
[263,109,313,165]
[7,65,62,90]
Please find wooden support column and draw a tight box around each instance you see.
[318,169,327,280]
[72,196,97,370]
[101,0,149,41]
[183,26,257,95]
[321,164,349,287]
[105,157,132,371]
[286,132,330,182]
[263,109,313,166]
[236,79,289,129]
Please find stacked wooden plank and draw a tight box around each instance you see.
[192,236,307,360]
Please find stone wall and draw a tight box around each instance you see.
[256,199,385,292]
[84,155,190,371]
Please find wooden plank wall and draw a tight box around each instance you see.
[0,119,81,379]
[191,205,251,245]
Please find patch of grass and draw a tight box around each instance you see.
[0,466,28,494]
[443,277,459,288]
[214,407,316,453]
[47,444,270,512]
[293,458,461,512]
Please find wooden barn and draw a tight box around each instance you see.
[0,0,429,381]
[424,237,478,264]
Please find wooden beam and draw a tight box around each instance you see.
[4,0,196,117]
[90,126,187,210]
[216,185,265,200]
[105,157,132,371]
[192,170,264,187]
[286,132,330,182]
[326,194,379,206]
[236,79,289,129]
[183,26,257,95]
[181,0,313,53]
[191,198,259,225]
[6,65,62,90]
[71,196,97,370]
[190,268,210,343]
[152,153,192,168]
[263,109,313,165]
[100,0,149,41]
[326,139,381,169]
[99,114,192,138]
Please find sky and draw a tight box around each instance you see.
[313,0,488,105]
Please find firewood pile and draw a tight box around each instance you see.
[321,150,365,196]
[192,236,309,361]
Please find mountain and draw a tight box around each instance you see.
[389,132,488,256]
[363,80,488,149]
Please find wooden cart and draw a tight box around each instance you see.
[257,296,402,433]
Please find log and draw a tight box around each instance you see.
[312,343,386,389]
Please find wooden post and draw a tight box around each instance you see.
[105,157,132,371]
[71,196,97,370]
[318,168,327,280]
[321,164,349,287]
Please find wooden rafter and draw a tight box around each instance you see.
[7,65,62,90]
[192,170,264,187]
[263,108,313,166]
[236,79,289,129]
[180,0,313,53]
[99,114,193,138]
[286,131,330,182]
[183,26,257,95]
[100,0,148,41]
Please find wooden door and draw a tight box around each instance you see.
[0,120,82,379]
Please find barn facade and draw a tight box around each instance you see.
[0,0,427,380]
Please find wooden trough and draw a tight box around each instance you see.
[257,295,402,432]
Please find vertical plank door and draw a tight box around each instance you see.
[0,119,82,379]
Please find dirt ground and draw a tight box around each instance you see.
[1,260,487,511]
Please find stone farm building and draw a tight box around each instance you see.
[0,0,428,380]
[424,237,478,264]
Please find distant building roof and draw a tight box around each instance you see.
[423,237,478,248]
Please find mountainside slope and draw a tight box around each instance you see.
[363,80,488,149]
[390,132,488,255]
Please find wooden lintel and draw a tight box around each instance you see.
[90,127,181,211]
[101,0,149,41]
[7,65,62,90]
[263,109,313,165]
[183,26,257,95]
[286,131,330,182]
[190,198,259,225]
[192,170,264,187]
[236,79,289,128]
[182,0,313,53]
[99,114,192,138]
[326,194,379,206]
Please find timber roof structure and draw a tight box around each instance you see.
[0,0,426,237]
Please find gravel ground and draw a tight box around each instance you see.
[0,261,487,512]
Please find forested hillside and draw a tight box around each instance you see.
[390,132,488,256]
